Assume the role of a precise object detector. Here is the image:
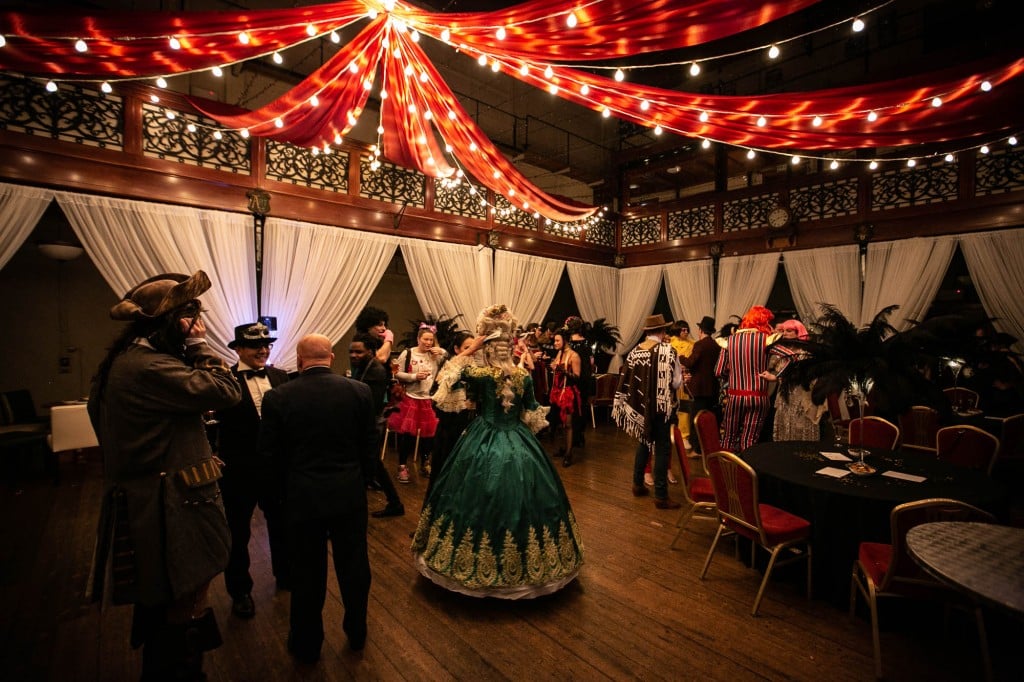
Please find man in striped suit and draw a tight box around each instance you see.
[715,306,777,452]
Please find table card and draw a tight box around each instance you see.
[882,471,927,483]
[820,451,852,462]
[815,466,851,478]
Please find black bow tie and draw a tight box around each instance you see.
[240,368,267,379]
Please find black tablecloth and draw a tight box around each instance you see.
[739,441,1006,605]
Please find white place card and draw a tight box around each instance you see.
[820,451,852,462]
[815,466,851,478]
[882,471,927,483]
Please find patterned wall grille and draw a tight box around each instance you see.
[722,193,777,231]
[791,178,858,222]
[543,219,586,240]
[143,104,250,174]
[975,146,1024,197]
[495,195,537,230]
[435,179,488,219]
[585,216,616,247]
[0,75,123,150]
[621,214,662,246]
[265,141,348,191]
[358,157,425,207]
[871,159,958,211]
[667,205,715,239]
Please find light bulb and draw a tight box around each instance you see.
[931,96,942,107]
[306,24,316,37]
[324,144,331,154]
[654,125,663,135]
[470,142,478,152]
[830,159,839,170]
[477,54,487,67]
[309,95,319,107]
[379,89,387,99]
[213,130,223,140]
[149,94,159,103]
[768,45,780,59]
[1010,136,1018,146]
[980,145,990,154]
[331,31,340,44]
[441,28,450,42]
[187,123,197,133]
[852,17,865,32]
[424,110,433,120]
[906,159,916,167]
[100,82,112,93]
[746,149,755,160]
[689,62,700,77]
[580,84,590,96]
[410,30,419,43]
[419,71,428,83]
[75,39,87,52]
[601,107,610,118]
[869,160,878,170]
[0,35,6,48]
[701,138,711,149]
[45,80,58,92]
[567,12,578,29]
[544,65,554,79]
[491,60,500,72]
[363,79,372,90]
[272,52,283,65]
[944,153,954,162]
[757,115,767,127]
[812,115,823,127]
[448,110,456,120]
[334,134,343,145]
[614,68,625,82]
[867,110,878,122]
[791,155,801,165]
[377,124,385,134]
[274,117,284,128]
[640,100,650,111]
[240,129,250,138]
[156,77,167,88]
[212,66,223,77]
[165,110,175,120]
[496,27,506,40]
[548,83,558,95]
[980,80,992,92]
[699,111,709,123]
[311,147,320,157]
[238,31,250,45]
[169,37,181,50]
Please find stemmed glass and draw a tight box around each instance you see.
[846,379,870,464]
[946,357,965,411]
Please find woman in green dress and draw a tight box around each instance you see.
[412,304,584,599]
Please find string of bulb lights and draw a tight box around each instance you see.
[0,0,1020,225]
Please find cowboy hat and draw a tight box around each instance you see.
[642,314,670,332]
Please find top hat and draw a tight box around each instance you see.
[642,314,670,332]
[697,316,717,335]
[110,270,210,321]
[229,322,277,349]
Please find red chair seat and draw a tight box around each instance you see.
[690,476,715,502]
[759,504,811,544]
[857,541,892,586]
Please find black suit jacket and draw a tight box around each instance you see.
[681,336,722,398]
[258,366,376,522]
[216,364,290,472]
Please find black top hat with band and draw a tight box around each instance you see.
[229,322,277,349]
[697,316,717,335]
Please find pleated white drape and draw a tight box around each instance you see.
[861,236,957,330]
[612,264,664,372]
[783,244,861,324]
[716,253,779,322]
[0,182,55,270]
[401,240,493,329]
[493,249,564,326]
[960,228,1024,348]
[566,262,618,321]
[263,217,397,371]
[663,258,715,329]
[55,192,253,359]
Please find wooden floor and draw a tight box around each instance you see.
[2,423,1021,681]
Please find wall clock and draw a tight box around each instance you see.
[767,205,792,229]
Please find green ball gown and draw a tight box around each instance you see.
[411,359,584,599]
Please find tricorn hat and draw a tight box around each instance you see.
[697,316,717,335]
[110,270,210,321]
[228,322,277,349]
[642,314,670,332]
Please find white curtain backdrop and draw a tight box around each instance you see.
[493,249,564,326]
[960,228,1024,348]
[263,218,398,371]
[861,236,957,330]
[716,253,779,324]
[663,258,715,329]
[401,240,493,330]
[0,182,55,270]
[613,264,664,372]
[55,192,253,358]
[784,244,861,324]
[566,262,619,321]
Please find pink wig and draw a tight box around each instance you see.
[781,319,809,340]
[739,305,775,333]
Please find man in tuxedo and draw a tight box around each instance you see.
[681,316,722,454]
[260,334,376,662]
[216,321,291,619]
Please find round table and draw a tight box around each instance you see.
[739,441,1006,604]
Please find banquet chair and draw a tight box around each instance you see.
[849,498,996,679]
[942,387,980,411]
[897,406,939,453]
[693,409,722,471]
[700,451,812,616]
[47,404,99,484]
[935,425,1000,475]
[668,426,716,549]
[991,413,1024,470]
[589,372,620,428]
[847,416,900,451]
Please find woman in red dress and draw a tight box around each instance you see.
[549,329,582,467]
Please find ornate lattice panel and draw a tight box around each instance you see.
[791,178,858,222]
[722,193,776,231]
[871,160,958,211]
[0,75,123,150]
[143,104,250,174]
[495,195,537,231]
[358,157,426,207]
[975,146,1024,197]
[543,218,587,240]
[585,216,616,247]
[265,141,348,191]
[667,205,715,239]
[434,179,487,220]
[621,215,662,246]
